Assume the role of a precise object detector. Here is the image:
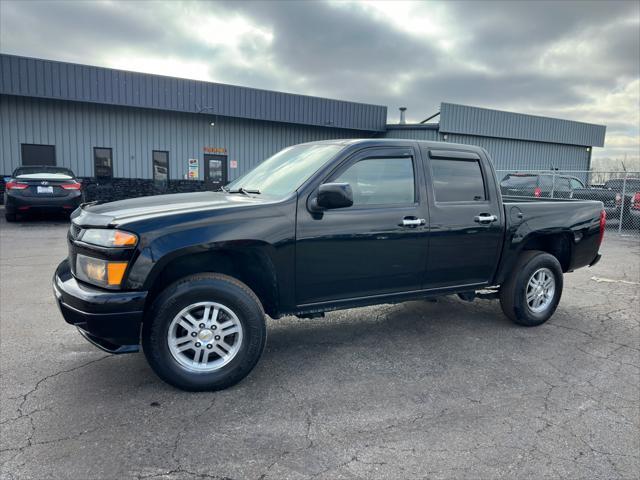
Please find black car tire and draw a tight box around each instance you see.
[499,250,563,327]
[5,212,16,222]
[142,273,267,391]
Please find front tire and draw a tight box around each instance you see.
[499,251,563,327]
[142,273,267,391]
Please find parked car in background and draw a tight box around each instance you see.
[3,166,83,221]
[572,178,640,219]
[629,191,640,227]
[54,139,605,391]
[499,173,584,199]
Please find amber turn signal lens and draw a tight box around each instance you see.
[107,262,128,285]
[113,231,137,247]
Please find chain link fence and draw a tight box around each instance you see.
[495,169,640,236]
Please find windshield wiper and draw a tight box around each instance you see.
[227,187,261,195]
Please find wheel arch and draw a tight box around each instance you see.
[519,232,573,272]
[143,242,280,317]
[495,230,573,285]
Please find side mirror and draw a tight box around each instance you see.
[312,183,353,211]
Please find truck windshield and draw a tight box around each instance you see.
[226,144,343,198]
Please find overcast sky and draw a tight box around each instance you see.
[1,0,638,166]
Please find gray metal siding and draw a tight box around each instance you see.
[444,134,591,172]
[382,127,590,172]
[0,95,369,179]
[383,126,440,141]
[0,54,387,132]
[440,103,606,147]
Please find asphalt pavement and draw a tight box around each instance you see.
[1,212,638,479]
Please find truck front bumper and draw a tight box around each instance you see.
[53,259,147,353]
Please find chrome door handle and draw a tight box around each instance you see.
[474,214,497,224]
[402,218,426,227]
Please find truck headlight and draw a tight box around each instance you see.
[80,229,138,248]
[76,254,128,287]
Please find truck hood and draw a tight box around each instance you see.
[71,191,267,227]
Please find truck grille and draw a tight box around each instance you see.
[69,223,82,240]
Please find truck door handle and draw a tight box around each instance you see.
[474,214,497,224]
[401,217,426,227]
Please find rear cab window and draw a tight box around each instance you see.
[500,174,537,188]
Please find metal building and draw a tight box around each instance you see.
[386,103,606,172]
[1,54,606,201]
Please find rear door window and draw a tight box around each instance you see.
[430,159,486,202]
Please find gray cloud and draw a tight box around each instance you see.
[0,0,638,163]
[221,1,440,73]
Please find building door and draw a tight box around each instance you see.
[204,154,228,190]
[22,144,56,166]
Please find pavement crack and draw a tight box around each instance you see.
[279,384,315,449]
[0,355,112,459]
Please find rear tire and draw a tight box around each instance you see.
[499,251,563,327]
[5,212,16,222]
[142,273,267,391]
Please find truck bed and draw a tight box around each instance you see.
[496,196,603,282]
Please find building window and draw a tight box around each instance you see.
[21,144,56,166]
[94,147,113,182]
[152,150,169,187]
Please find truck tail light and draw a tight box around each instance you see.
[632,192,640,210]
[61,181,82,190]
[598,209,606,247]
[534,187,541,197]
[6,181,28,190]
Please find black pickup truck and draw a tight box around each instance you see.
[572,178,640,220]
[53,139,605,391]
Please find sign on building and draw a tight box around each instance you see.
[188,158,199,179]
